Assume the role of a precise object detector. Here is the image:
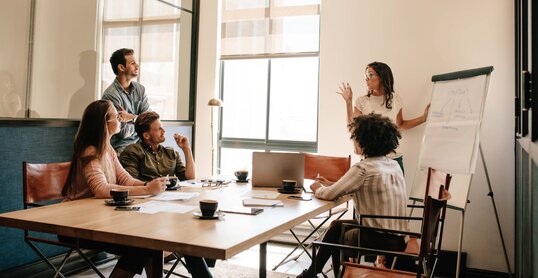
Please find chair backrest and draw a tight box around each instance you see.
[304,153,351,182]
[419,195,447,258]
[424,167,452,201]
[23,161,71,207]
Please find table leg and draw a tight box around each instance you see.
[146,250,164,278]
[259,242,267,278]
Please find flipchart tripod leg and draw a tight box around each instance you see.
[479,145,512,277]
[456,210,465,278]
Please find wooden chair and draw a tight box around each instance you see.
[23,161,105,278]
[272,153,351,273]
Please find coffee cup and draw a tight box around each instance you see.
[167,176,178,188]
[199,200,218,217]
[234,170,249,181]
[282,180,297,192]
[110,189,129,202]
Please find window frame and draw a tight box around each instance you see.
[217,0,321,174]
[217,52,320,171]
[99,0,198,121]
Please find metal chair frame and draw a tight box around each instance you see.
[313,196,447,278]
[23,161,105,278]
[272,154,351,275]
[311,167,452,278]
[163,253,190,278]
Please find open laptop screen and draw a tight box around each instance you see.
[251,152,304,188]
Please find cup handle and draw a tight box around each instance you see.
[234,171,239,176]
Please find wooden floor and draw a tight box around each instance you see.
[70,242,335,278]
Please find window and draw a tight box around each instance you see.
[218,0,320,175]
[101,0,194,120]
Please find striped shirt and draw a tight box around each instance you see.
[315,156,408,232]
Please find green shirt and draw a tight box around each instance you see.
[119,142,186,182]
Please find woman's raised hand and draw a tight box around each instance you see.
[336,82,353,103]
[422,103,431,121]
[146,177,167,195]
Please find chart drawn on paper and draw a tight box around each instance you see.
[420,74,488,174]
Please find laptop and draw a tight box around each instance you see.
[251,152,304,188]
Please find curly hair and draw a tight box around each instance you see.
[349,113,401,157]
[366,61,394,109]
[135,111,160,139]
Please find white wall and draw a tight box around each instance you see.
[194,0,221,177]
[30,0,99,119]
[196,0,514,272]
[0,0,30,118]
[318,0,514,272]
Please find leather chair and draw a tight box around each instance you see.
[303,153,352,182]
[312,167,452,278]
[358,167,452,269]
[23,161,105,278]
[273,153,351,273]
[338,196,448,278]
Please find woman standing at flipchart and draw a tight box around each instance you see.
[337,61,430,173]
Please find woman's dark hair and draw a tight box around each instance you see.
[110,48,134,75]
[366,61,395,109]
[135,111,160,139]
[62,100,114,197]
[349,113,401,157]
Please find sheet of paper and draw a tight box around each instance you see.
[138,201,197,214]
[179,180,204,187]
[150,191,199,201]
[242,198,283,207]
[130,195,152,199]
[242,190,280,199]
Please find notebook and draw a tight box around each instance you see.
[251,152,304,188]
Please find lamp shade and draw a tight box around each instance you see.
[207,98,223,107]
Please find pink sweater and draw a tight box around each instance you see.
[65,146,139,200]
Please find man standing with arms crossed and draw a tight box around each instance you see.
[103,48,150,154]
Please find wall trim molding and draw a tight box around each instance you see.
[464,268,513,277]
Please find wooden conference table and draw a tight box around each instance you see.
[0,182,349,277]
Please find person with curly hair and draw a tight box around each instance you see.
[297,113,408,278]
[337,61,430,173]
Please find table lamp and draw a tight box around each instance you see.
[208,97,223,175]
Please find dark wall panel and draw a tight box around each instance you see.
[0,126,77,271]
[0,122,193,272]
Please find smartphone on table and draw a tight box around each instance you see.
[287,195,312,201]
[114,206,140,211]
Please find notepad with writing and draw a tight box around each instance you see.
[242,198,284,207]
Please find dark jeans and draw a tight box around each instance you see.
[309,220,406,277]
[183,255,213,278]
[59,236,212,277]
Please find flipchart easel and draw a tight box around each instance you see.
[409,66,511,277]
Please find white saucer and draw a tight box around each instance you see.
[192,211,225,220]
